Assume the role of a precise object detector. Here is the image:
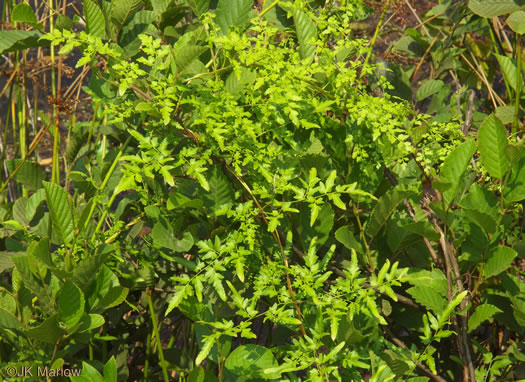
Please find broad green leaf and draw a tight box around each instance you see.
[0,307,21,329]
[25,187,46,224]
[379,350,411,378]
[77,314,105,332]
[439,139,476,206]
[406,269,448,297]
[0,251,25,273]
[188,367,205,382]
[57,281,85,329]
[401,221,440,240]
[74,362,104,382]
[95,265,119,299]
[73,253,108,287]
[43,181,75,245]
[484,246,517,278]
[406,286,447,314]
[464,209,497,235]
[6,160,46,191]
[469,0,525,18]
[98,286,128,309]
[225,67,256,95]
[55,14,77,31]
[103,357,117,382]
[111,0,143,29]
[504,156,525,202]
[292,8,317,60]
[225,344,280,379]
[12,3,40,29]
[262,3,293,31]
[478,114,510,179]
[504,144,525,163]
[366,187,413,239]
[11,255,55,315]
[391,35,426,57]
[185,0,210,17]
[13,197,28,226]
[27,315,64,344]
[0,30,47,54]
[167,192,203,210]
[215,0,253,35]
[335,225,364,253]
[0,293,16,315]
[416,79,444,102]
[30,238,53,268]
[66,129,88,165]
[495,105,515,124]
[507,10,525,33]
[468,304,502,333]
[495,54,519,92]
[174,45,207,74]
[152,219,194,252]
[459,183,499,218]
[203,166,234,215]
[83,0,106,39]
[298,203,334,247]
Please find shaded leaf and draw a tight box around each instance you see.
[504,156,525,202]
[152,219,194,252]
[57,281,85,329]
[203,166,234,215]
[292,8,317,60]
[72,362,104,382]
[215,0,253,34]
[225,67,256,96]
[468,304,502,333]
[495,54,519,92]
[401,221,440,241]
[416,79,444,102]
[495,105,515,124]
[484,246,517,278]
[27,315,64,344]
[225,344,280,379]
[335,226,364,253]
[406,286,447,314]
[507,10,525,34]
[98,286,128,310]
[0,30,47,54]
[25,188,46,224]
[439,139,476,206]
[366,187,413,239]
[175,45,207,74]
[103,356,117,382]
[111,0,143,29]
[0,307,21,329]
[12,3,40,30]
[83,0,106,39]
[185,0,210,17]
[77,314,105,332]
[6,160,46,192]
[469,0,525,18]
[43,181,75,245]
[0,251,26,273]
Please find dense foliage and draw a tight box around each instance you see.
[0,0,524,381]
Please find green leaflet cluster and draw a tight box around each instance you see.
[0,0,524,381]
